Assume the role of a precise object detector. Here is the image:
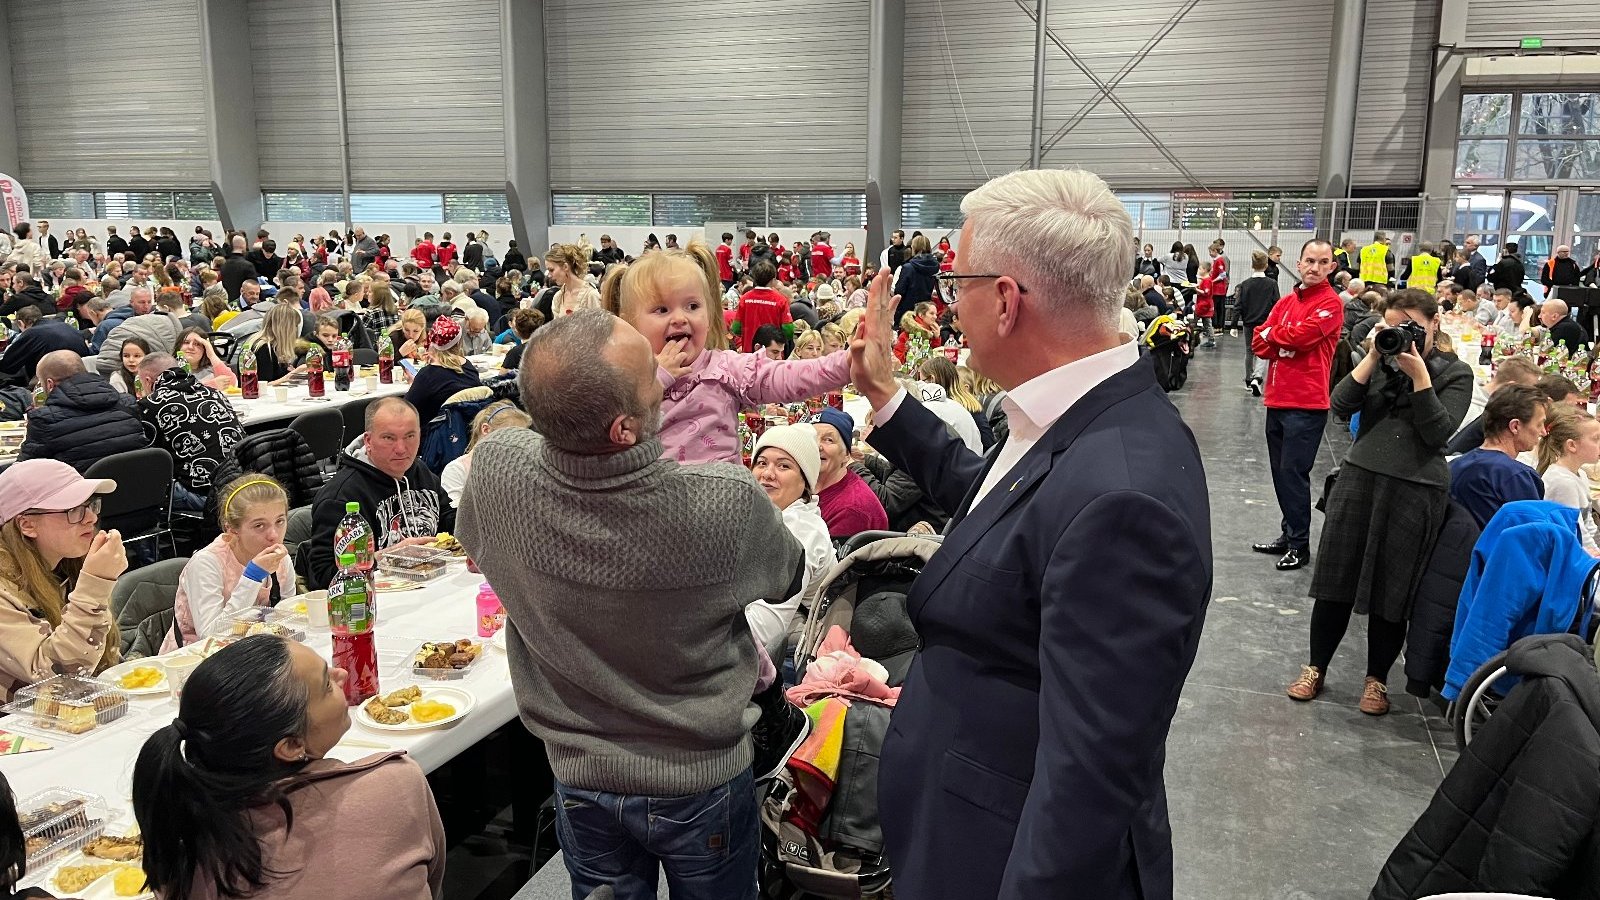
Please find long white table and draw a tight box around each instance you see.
[0,564,516,813]
[231,378,408,428]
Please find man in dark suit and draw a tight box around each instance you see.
[219,235,258,303]
[850,169,1212,900]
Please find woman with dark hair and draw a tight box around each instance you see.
[1183,243,1200,299]
[1287,289,1474,716]
[133,635,445,900]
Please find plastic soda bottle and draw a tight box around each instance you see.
[377,333,394,384]
[333,501,375,573]
[306,345,325,397]
[239,342,259,399]
[329,552,378,705]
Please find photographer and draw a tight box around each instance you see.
[1285,289,1474,716]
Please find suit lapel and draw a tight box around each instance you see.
[915,356,1160,600]
[944,433,1007,532]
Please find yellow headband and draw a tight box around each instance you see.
[222,479,283,522]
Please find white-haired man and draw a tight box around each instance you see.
[849,169,1211,899]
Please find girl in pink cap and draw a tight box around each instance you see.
[0,459,127,700]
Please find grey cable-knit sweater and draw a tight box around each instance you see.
[456,428,803,796]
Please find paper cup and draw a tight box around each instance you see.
[365,375,377,393]
[166,655,203,700]
[303,591,331,628]
[273,386,289,403]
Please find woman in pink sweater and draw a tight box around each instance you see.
[133,635,446,900]
[603,240,852,464]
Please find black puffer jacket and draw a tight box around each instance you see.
[1371,633,1600,900]
[234,428,324,509]
[1403,500,1480,697]
[893,253,941,320]
[17,373,148,472]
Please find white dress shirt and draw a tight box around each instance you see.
[874,339,1141,512]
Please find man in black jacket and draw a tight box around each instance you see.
[126,227,150,262]
[1541,244,1583,294]
[1490,242,1526,292]
[104,226,129,259]
[0,273,56,320]
[17,350,147,472]
[252,239,284,280]
[219,236,258,302]
[1235,250,1281,394]
[1371,633,1600,900]
[303,396,454,588]
[0,309,89,386]
[1540,298,1591,354]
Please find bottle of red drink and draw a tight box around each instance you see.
[239,343,259,399]
[329,552,379,705]
[333,501,375,574]
[377,334,394,384]
[333,334,352,392]
[306,345,325,397]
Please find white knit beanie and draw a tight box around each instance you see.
[752,424,821,492]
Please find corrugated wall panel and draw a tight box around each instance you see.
[339,0,506,189]
[1351,0,1436,190]
[901,0,1336,192]
[544,0,869,191]
[7,0,210,188]
[1467,0,1600,47]
[248,0,341,190]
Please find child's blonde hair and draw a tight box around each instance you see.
[466,401,532,453]
[219,474,288,531]
[791,331,824,357]
[602,240,728,351]
[1537,404,1595,475]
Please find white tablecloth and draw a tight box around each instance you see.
[231,379,410,427]
[0,565,514,808]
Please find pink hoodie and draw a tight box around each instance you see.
[658,348,851,464]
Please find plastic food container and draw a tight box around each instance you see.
[17,788,108,871]
[2,675,130,736]
[208,606,306,642]
[407,639,487,680]
[377,545,450,584]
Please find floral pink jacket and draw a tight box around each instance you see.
[658,348,851,465]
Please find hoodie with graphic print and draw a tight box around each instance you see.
[304,448,455,589]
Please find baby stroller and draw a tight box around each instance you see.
[1143,313,1192,392]
[759,532,940,900]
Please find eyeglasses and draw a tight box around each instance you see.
[935,273,1027,304]
[23,497,102,525]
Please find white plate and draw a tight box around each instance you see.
[354,686,475,732]
[96,659,168,696]
[491,628,507,653]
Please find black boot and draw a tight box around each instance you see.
[750,678,810,781]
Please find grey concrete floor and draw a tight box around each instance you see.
[447,337,1456,900]
[1166,337,1453,900]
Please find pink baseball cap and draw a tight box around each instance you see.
[0,460,117,525]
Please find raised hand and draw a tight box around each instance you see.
[82,529,129,581]
[849,269,901,409]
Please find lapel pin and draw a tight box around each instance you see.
[1009,476,1024,492]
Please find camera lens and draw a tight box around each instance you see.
[1374,327,1408,356]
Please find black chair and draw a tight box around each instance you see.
[341,396,374,447]
[209,331,238,367]
[352,348,378,367]
[289,407,345,475]
[85,448,175,558]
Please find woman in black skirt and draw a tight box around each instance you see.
[1287,288,1474,715]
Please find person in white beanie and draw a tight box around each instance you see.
[747,424,838,662]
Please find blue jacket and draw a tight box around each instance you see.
[1444,500,1597,700]
[868,355,1211,900]
[91,304,135,352]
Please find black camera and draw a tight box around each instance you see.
[1375,321,1427,356]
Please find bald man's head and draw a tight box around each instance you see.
[1541,299,1572,328]
[36,350,84,393]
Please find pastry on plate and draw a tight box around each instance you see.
[381,686,421,707]
[362,697,409,725]
[84,833,144,861]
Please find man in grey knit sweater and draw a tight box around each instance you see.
[457,309,803,899]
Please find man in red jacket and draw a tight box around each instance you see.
[1250,239,1341,571]
[731,259,793,353]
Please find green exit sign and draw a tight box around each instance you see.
[1521,36,1544,49]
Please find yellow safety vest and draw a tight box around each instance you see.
[1360,243,1390,283]
[1408,253,1441,293]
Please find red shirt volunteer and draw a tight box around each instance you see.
[1250,280,1342,409]
[734,287,792,353]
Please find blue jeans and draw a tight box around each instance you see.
[554,767,758,900]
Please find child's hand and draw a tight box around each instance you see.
[657,338,693,378]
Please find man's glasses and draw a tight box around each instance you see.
[935,273,1027,303]
[23,497,102,525]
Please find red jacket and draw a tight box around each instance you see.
[436,242,458,270]
[715,243,735,282]
[1209,255,1228,293]
[1250,280,1342,410]
[811,243,833,278]
[1194,275,1215,318]
[735,287,792,352]
[411,241,437,268]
